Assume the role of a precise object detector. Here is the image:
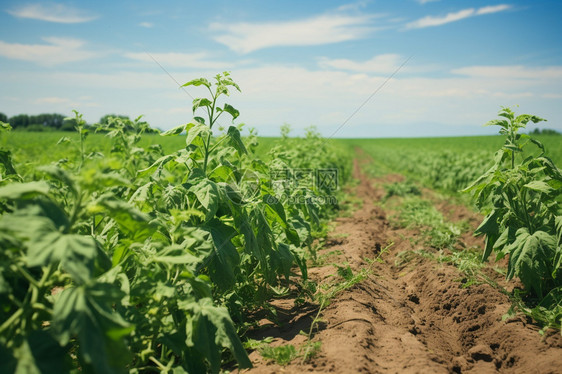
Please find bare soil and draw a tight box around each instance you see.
[243,158,562,374]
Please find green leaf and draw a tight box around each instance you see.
[209,165,235,183]
[0,149,19,178]
[186,121,210,148]
[0,121,12,131]
[52,283,133,374]
[137,154,175,178]
[181,78,211,88]
[202,219,240,290]
[506,228,556,297]
[0,181,49,200]
[190,179,219,221]
[38,165,78,196]
[185,298,251,373]
[226,126,247,155]
[192,98,212,113]
[160,124,186,136]
[263,195,300,246]
[223,78,241,92]
[483,119,509,128]
[271,242,294,280]
[28,232,98,284]
[0,211,98,283]
[474,210,500,261]
[12,331,71,374]
[88,194,156,241]
[217,104,240,121]
[523,180,553,194]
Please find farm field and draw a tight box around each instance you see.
[2,0,561,372]
[2,107,562,372]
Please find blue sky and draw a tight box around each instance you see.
[0,0,561,137]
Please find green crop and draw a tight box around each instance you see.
[465,107,562,298]
[0,72,350,373]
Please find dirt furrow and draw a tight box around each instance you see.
[244,158,562,373]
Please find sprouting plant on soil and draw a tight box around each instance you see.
[465,107,562,331]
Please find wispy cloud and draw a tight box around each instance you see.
[476,4,511,15]
[6,3,97,23]
[124,51,232,69]
[35,96,99,107]
[0,37,98,65]
[210,13,377,53]
[452,65,562,80]
[319,54,404,74]
[139,22,153,28]
[416,0,441,4]
[405,4,511,29]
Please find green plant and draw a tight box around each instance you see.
[465,107,562,298]
[390,197,462,250]
[0,73,352,372]
[258,344,298,365]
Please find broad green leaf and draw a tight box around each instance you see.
[137,154,175,178]
[0,149,19,178]
[190,179,219,221]
[52,283,132,374]
[217,104,240,121]
[192,98,212,113]
[88,194,156,241]
[270,242,294,280]
[186,122,210,148]
[0,211,97,283]
[185,298,251,373]
[523,180,553,194]
[506,228,556,297]
[202,219,240,290]
[209,165,235,183]
[13,331,70,374]
[226,126,247,155]
[181,78,211,88]
[38,165,77,195]
[0,181,49,200]
[483,119,509,128]
[263,195,300,246]
[0,121,11,131]
[28,232,98,284]
[160,124,186,136]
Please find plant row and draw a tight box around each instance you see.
[0,73,351,373]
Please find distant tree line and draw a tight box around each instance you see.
[0,112,158,133]
[530,128,560,136]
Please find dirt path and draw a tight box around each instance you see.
[244,158,562,374]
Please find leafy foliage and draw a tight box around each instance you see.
[465,107,562,298]
[0,72,351,372]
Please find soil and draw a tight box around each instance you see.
[242,157,562,374]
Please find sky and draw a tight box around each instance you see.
[0,0,561,138]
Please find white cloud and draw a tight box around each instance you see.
[35,96,72,104]
[452,65,562,80]
[139,22,153,28]
[319,54,404,74]
[124,51,232,69]
[416,0,440,4]
[2,61,560,136]
[477,4,511,15]
[210,13,377,53]
[7,3,97,23]
[336,1,369,12]
[405,4,511,29]
[34,96,99,107]
[0,37,98,65]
